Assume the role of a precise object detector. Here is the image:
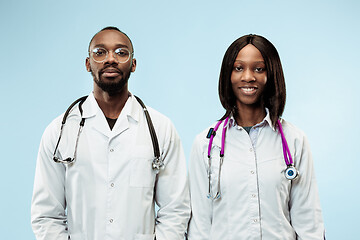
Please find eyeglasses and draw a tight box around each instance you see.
[89,47,133,63]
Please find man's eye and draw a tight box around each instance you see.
[93,49,106,56]
[115,48,129,56]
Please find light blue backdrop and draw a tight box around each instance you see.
[1,0,359,239]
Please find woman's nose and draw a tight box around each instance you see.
[241,68,255,82]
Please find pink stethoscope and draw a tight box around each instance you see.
[206,116,299,200]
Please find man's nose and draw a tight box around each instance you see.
[104,51,118,64]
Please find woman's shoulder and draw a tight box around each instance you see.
[280,118,307,141]
[193,120,224,146]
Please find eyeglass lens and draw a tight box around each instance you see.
[91,47,131,63]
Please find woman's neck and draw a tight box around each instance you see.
[234,104,266,127]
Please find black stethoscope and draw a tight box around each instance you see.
[52,95,164,172]
[206,116,299,200]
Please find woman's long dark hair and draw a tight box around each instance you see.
[218,34,286,126]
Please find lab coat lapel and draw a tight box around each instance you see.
[91,113,112,138]
[212,132,222,149]
[110,115,129,139]
[82,93,112,138]
[81,93,138,139]
[210,121,225,149]
[108,94,139,139]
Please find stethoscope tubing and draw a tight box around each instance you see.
[206,116,298,199]
[208,117,292,165]
[52,95,163,171]
[277,119,293,166]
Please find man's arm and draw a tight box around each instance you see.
[31,123,69,240]
[187,134,213,240]
[154,121,190,240]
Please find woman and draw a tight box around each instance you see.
[187,34,325,239]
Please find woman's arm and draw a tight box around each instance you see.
[289,134,325,239]
[187,135,213,240]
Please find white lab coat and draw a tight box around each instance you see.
[188,112,325,239]
[31,93,190,240]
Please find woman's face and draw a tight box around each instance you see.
[230,44,267,109]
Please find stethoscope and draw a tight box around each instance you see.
[52,95,164,172]
[206,116,299,200]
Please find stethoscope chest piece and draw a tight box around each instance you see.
[152,157,164,173]
[285,165,299,180]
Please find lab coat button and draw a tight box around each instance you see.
[249,148,253,152]
[110,183,114,187]
[109,219,113,223]
[250,171,255,174]
[252,194,256,198]
[253,219,258,222]
[110,149,114,152]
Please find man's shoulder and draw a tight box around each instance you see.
[131,95,171,124]
[146,106,171,122]
[41,105,82,142]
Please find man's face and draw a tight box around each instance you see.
[86,30,136,96]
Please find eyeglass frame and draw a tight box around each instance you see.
[88,47,134,63]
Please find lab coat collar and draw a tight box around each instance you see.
[127,93,141,123]
[80,92,98,119]
[263,108,277,132]
[80,92,140,122]
[80,92,141,139]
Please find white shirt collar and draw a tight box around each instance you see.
[228,108,276,131]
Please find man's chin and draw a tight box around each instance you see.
[95,79,128,96]
[92,70,131,95]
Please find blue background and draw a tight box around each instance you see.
[1,0,359,239]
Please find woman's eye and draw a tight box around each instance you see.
[255,67,265,72]
[234,66,243,71]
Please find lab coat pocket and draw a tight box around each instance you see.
[204,145,222,196]
[258,157,291,190]
[130,157,156,188]
[134,233,155,240]
[68,233,87,240]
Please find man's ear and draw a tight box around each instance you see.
[131,58,137,72]
[85,57,91,72]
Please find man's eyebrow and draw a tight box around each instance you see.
[114,43,131,49]
[92,43,131,49]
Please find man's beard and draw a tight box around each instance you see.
[92,67,131,96]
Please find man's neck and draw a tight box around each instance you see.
[93,87,130,119]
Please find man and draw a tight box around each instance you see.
[31,26,190,240]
